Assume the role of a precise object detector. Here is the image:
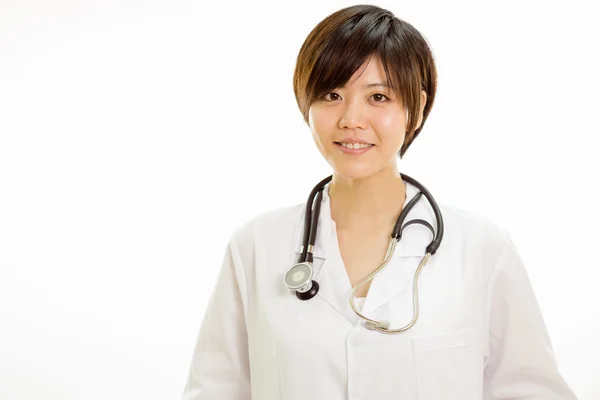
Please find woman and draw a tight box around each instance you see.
[181,5,578,399]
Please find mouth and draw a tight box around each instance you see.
[334,141,375,154]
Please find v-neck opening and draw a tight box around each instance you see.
[329,216,375,311]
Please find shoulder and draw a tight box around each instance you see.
[440,203,508,237]
[433,202,523,290]
[437,202,514,257]
[228,201,305,256]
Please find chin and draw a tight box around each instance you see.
[330,164,378,181]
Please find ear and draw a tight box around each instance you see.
[415,90,427,129]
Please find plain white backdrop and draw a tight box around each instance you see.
[0,0,598,398]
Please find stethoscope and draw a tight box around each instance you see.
[283,173,444,334]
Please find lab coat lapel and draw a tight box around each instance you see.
[291,183,359,326]
[360,182,439,315]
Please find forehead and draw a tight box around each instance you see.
[341,55,388,89]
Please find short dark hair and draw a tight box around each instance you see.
[292,5,438,158]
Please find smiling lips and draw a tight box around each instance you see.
[334,141,374,154]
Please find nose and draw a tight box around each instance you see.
[338,99,368,131]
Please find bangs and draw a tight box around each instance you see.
[307,13,396,98]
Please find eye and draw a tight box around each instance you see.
[322,92,341,101]
[320,92,391,102]
[372,93,390,102]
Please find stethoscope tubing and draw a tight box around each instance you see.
[289,172,444,334]
[299,173,443,263]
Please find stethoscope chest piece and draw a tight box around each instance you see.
[284,262,320,300]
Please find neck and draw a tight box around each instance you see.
[327,164,406,232]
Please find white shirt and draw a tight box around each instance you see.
[353,297,366,312]
[181,180,578,400]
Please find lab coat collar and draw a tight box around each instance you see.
[292,179,437,259]
[291,178,438,324]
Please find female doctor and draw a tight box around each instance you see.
[181,4,578,400]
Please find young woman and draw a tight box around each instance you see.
[181,5,578,400]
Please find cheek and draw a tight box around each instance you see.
[373,113,405,141]
[309,107,331,130]
[308,108,333,143]
[376,108,406,130]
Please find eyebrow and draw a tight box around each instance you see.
[363,82,391,88]
[340,82,393,89]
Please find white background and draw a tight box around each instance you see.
[0,0,598,399]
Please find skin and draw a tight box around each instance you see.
[308,54,427,232]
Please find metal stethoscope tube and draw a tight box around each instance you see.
[348,238,432,334]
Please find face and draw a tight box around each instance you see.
[308,55,425,181]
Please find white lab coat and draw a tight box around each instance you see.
[181,180,578,400]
